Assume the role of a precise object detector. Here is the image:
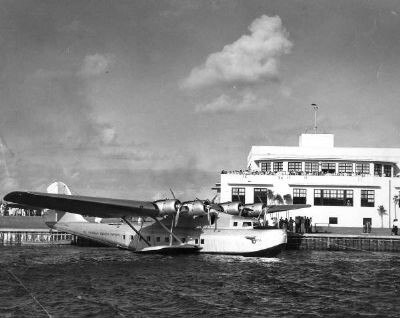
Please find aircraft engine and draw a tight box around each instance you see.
[219,202,244,216]
[244,203,267,217]
[181,200,209,217]
[154,199,181,217]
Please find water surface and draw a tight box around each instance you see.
[0,246,399,317]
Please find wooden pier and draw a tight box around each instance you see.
[287,233,400,252]
[0,216,75,246]
[0,229,74,246]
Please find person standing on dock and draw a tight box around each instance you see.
[295,216,300,233]
[289,217,294,232]
[300,217,306,233]
[393,219,399,235]
[366,221,371,233]
[283,218,288,230]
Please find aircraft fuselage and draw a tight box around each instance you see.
[54,213,287,257]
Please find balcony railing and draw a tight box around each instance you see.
[221,170,396,178]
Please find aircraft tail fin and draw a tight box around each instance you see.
[46,181,72,195]
[44,181,87,224]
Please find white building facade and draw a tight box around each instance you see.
[219,134,400,229]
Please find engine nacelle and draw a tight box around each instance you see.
[181,200,207,217]
[154,199,181,217]
[244,203,267,217]
[219,201,243,215]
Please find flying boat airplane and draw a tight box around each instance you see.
[3,182,310,257]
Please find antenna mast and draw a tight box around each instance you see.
[311,103,318,134]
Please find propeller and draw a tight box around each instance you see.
[174,194,221,228]
[174,203,187,227]
[208,195,222,231]
[257,196,264,220]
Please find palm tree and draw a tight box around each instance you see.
[267,190,274,205]
[393,195,399,220]
[283,194,293,205]
[377,205,387,228]
[274,194,284,205]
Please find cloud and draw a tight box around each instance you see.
[70,167,217,200]
[181,15,292,89]
[100,124,117,145]
[195,90,268,113]
[79,53,115,77]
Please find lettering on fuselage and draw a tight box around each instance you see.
[83,230,121,238]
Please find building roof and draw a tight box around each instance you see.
[248,134,400,165]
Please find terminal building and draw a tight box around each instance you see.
[217,133,400,230]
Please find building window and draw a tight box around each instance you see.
[314,189,353,206]
[130,235,134,240]
[329,217,338,225]
[355,163,370,175]
[305,161,319,173]
[293,188,307,204]
[200,239,204,244]
[338,162,353,174]
[195,239,199,244]
[288,162,302,172]
[156,237,160,242]
[242,222,252,227]
[384,165,392,177]
[232,187,245,203]
[233,222,238,227]
[260,162,271,172]
[273,161,283,172]
[374,164,382,176]
[254,188,269,203]
[146,236,151,242]
[321,162,336,174]
[361,190,375,207]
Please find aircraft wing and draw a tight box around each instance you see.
[3,191,160,218]
[266,204,311,213]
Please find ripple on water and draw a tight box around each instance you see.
[1,247,400,317]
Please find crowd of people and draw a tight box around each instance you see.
[0,204,42,216]
[221,169,395,178]
[278,216,313,234]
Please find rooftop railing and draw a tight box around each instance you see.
[221,170,398,178]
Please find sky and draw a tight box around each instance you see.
[0,0,400,200]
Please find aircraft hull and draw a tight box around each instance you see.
[54,221,287,257]
[137,244,202,255]
[197,228,287,256]
[202,243,285,257]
